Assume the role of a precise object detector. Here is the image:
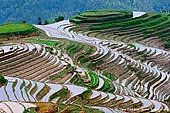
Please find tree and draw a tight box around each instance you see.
[44,20,49,25]
[22,20,26,23]
[55,16,64,22]
[37,17,42,25]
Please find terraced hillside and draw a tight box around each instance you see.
[70,10,170,50]
[0,10,170,113]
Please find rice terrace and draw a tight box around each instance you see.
[1,9,170,113]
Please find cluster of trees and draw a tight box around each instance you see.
[1,0,170,24]
[43,16,64,25]
[37,16,64,25]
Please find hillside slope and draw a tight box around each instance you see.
[70,10,170,50]
[0,10,170,113]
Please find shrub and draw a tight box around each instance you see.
[128,43,136,48]
[22,20,26,23]
[127,64,132,70]
[136,71,142,78]
[0,74,7,85]
[86,47,95,54]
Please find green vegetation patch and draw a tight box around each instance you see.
[0,23,37,38]
[0,74,8,87]
[70,9,132,24]
[23,107,36,113]
[136,71,142,78]
[49,87,69,101]
[27,39,57,47]
[79,9,130,17]
[50,65,74,80]
[88,71,99,88]
[102,71,115,80]
[36,84,51,101]
[128,43,136,48]
[90,17,144,30]
[80,87,92,100]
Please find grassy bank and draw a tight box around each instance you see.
[0,22,38,38]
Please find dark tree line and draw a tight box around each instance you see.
[37,16,64,25]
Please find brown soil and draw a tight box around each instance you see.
[0,32,38,42]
